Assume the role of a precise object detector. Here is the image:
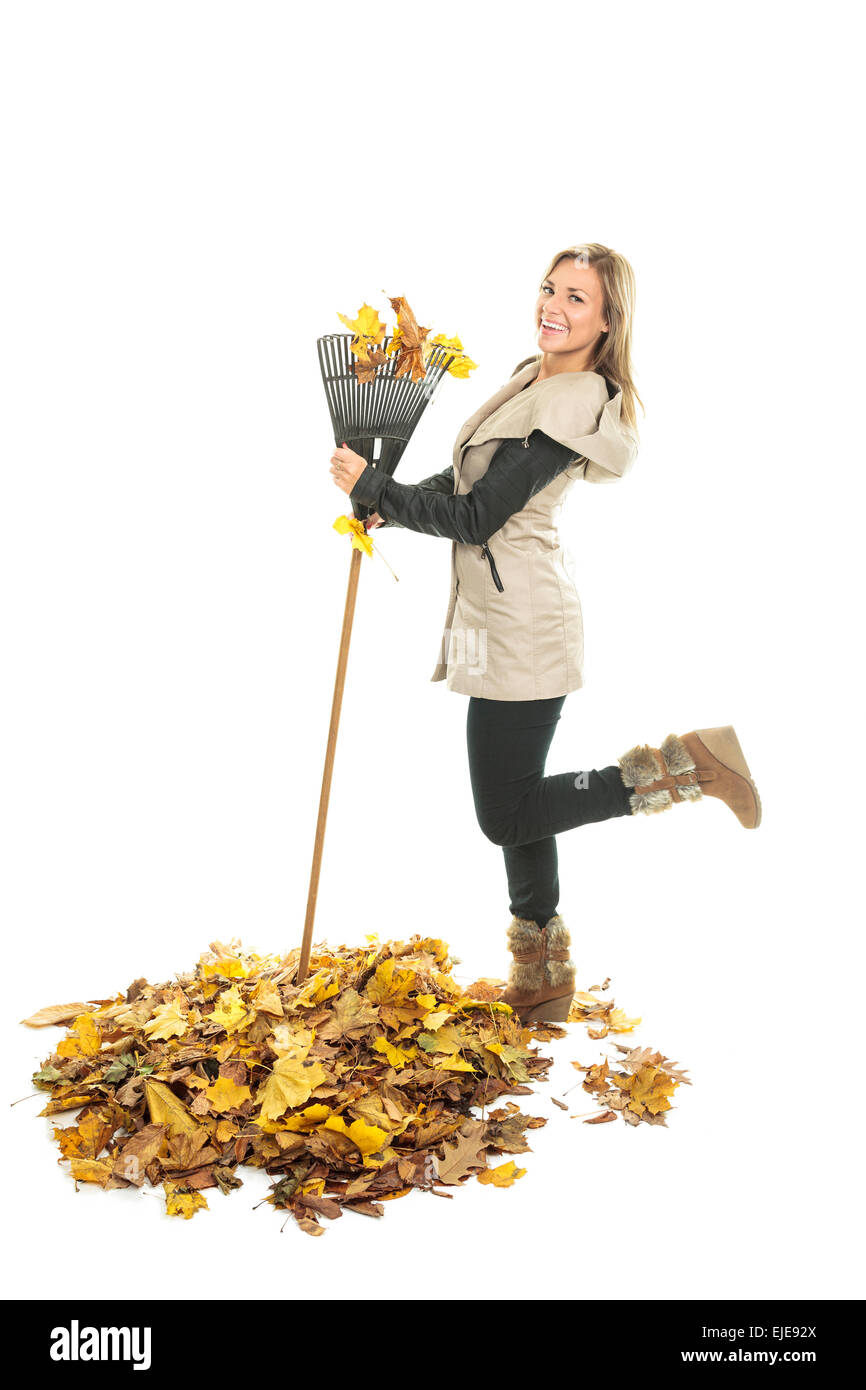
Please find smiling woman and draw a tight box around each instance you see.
[337,243,759,1024]
[535,257,611,372]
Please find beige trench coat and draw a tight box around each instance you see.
[431,356,638,700]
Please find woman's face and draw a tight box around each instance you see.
[534,258,609,363]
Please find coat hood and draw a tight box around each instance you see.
[460,357,638,484]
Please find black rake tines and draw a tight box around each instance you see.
[318,334,457,515]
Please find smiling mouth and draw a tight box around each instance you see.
[539,319,569,335]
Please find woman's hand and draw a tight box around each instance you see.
[365,512,384,530]
[330,443,368,496]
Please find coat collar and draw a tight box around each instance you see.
[455,358,637,479]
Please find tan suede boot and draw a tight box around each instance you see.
[617,724,761,828]
[497,915,576,1023]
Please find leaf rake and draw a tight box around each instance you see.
[293,334,458,985]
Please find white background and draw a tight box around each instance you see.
[2,0,863,1302]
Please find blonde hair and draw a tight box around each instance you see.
[530,243,644,436]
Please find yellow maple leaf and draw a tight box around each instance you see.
[200,954,249,980]
[143,998,190,1041]
[644,1094,674,1115]
[333,513,374,558]
[337,302,386,345]
[209,984,248,1031]
[618,1065,677,1115]
[419,1021,463,1053]
[164,1182,209,1219]
[144,1079,202,1138]
[205,1075,253,1114]
[256,1057,328,1122]
[446,354,478,379]
[608,1008,642,1034]
[429,331,464,352]
[69,1157,113,1187]
[280,1103,331,1132]
[53,1109,117,1161]
[436,1055,476,1072]
[372,1036,417,1069]
[322,1114,389,1156]
[428,333,478,378]
[419,1008,453,1030]
[295,969,341,1009]
[477,1160,527,1187]
[365,957,416,1007]
[56,1012,101,1058]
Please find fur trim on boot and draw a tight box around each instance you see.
[543,914,576,991]
[505,917,546,995]
[617,732,703,815]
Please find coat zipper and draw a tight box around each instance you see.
[480,542,504,592]
[467,437,529,596]
[476,441,529,593]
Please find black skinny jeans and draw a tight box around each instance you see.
[466,695,633,929]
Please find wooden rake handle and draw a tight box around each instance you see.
[295,542,363,985]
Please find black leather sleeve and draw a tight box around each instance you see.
[349,430,576,544]
[374,464,455,528]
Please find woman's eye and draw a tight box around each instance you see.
[541,286,583,303]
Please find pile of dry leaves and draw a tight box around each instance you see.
[22,935,689,1234]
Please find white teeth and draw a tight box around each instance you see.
[541,320,567,332]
